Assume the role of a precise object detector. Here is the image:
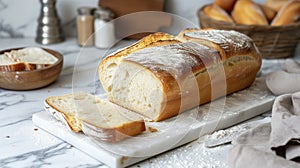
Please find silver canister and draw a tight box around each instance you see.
[36,0,64,45]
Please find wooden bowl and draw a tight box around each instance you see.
[197,4,300,59]
[0,47,63,90]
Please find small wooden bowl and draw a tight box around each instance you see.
[0,47,63,90]
[197,4,300,59]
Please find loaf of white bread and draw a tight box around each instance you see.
[0,47,58,71]
[99,28,261,121]
[46,29,261,142]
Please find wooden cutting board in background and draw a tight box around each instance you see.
[99,0,172,39]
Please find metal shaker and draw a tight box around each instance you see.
[36,0,64,45]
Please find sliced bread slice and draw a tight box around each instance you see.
[45,92,146,142]
[5,47,58,70]
[1,47,58,72]
[0,54,26,71]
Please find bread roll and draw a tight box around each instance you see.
[258,4,277,22]
[99,29,261,121]
[203,4,234,22]
[45,92,146,142]
[271,0,300,26]
[214,0,237,12]
[232,0,269,25]
[266,0,288,12]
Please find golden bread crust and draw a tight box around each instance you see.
[177,29,261,63]
[0,63,26,72]
[203,4,234,22]
[271,0,300,26]
[231,0,268,25]
[214,0,236,12]
[81,119,146,142]
[258,3,277,22]
[266,0,288,12]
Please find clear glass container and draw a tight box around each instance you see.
[77,7,95,46]
[94,7,116,48]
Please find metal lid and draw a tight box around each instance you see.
[77,7,96,15]
[94,7,114,21]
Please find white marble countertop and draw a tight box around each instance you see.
[0,37,299,168]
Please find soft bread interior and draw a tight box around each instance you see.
[109,62,164,120]
[7,47,58,65]
[46,92,145,139]
[0,54,16,65]
[47,93,143,127]
[1,47,58,71]
[74,93,144,128]
[0,54,26,71]
[46,93,83,132]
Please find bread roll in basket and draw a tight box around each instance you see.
[198,4,300,59]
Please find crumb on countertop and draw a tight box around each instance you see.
[148,126,158,133]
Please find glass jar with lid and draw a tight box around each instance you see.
[94,7,116,48]
[76,7,95,46]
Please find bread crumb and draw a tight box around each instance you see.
[144,118,154,122]
[120,156,128,165]
[148,127,158,132]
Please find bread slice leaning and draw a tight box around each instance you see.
[45,92,146,142]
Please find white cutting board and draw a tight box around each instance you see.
[32,77,275,168]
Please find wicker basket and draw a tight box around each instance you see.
[197,5,300,59]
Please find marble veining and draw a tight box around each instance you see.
[0,20,24,38]
[0,142,104,168]
[0,92,25,110]
[0,0,23,38]
[0,143,67,167]
[0,0,7,10]
[0,116,31,128]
